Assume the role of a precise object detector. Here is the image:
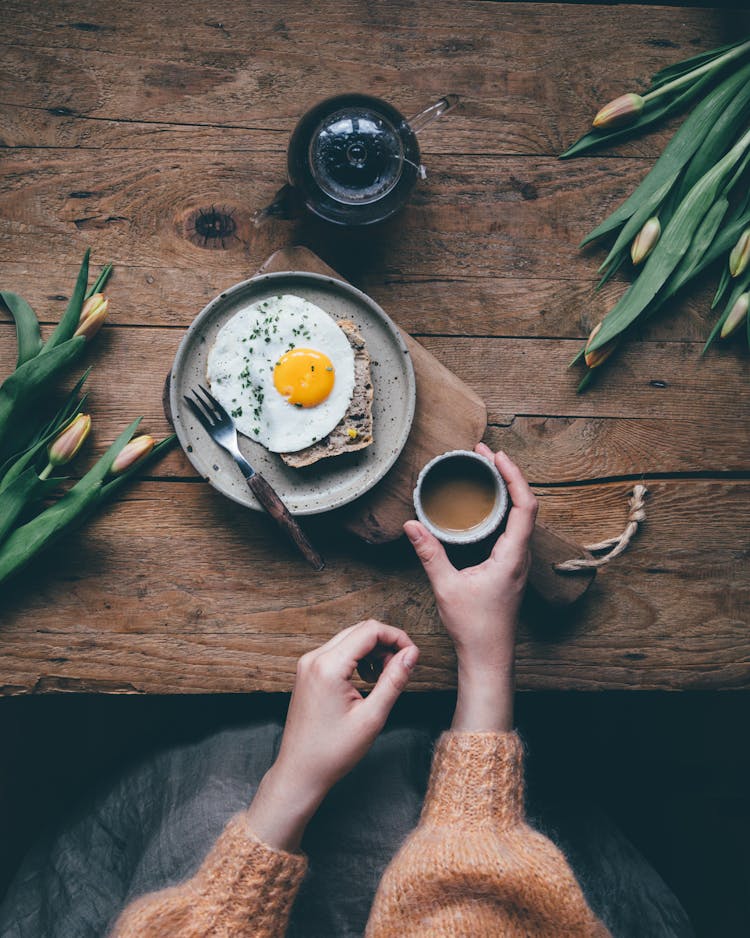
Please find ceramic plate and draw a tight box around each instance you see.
[170,271,416,515]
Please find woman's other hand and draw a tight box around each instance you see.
[246,620,418,852]
[404,445,537,733]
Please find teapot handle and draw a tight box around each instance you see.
[407,94,459,134]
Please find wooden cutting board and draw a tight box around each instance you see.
[256,247,595,606]
[164,245,595,605]
[257,246,487,543]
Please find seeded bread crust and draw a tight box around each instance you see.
[279,320,374,468]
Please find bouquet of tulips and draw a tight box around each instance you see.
[562,37,750,389]
[0,251,174,586]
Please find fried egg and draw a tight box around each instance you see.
[206,294,356,453]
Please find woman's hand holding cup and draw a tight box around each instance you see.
[404,445,537,732]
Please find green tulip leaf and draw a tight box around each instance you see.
[0,418,142,586]
[0,371,89,492]
[588,127,750,352]
[561,67,717,162]
[0,336,86,462]
[0,292,42,368]
[86,263,113,300]
[649,38,750,91]
[577,61,750,245]
[43,249,90,353]
[0,467,59,545]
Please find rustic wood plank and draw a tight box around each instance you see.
[1,1,746,158]
[0,150,654,280]
[1,323,747,489]
[2,323,746,431]
[485,416,750,482]
[0,148,736,345]
[0,478,747,693]
[0,259,724,343]
[420,336,750,421]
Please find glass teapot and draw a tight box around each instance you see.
[253,93,459,227]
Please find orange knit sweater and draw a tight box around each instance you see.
[111,732,609,937]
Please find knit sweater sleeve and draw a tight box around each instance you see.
[109,811,307,938]
[366,731,610,938]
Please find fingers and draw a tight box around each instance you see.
[319,619,414,679]
[493,450,537,550]
[404,520,455,586]
[316,622,361,654]
[363,644,420,724]
[475,445,537,553]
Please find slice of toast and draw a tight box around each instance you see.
[279,320,374,468]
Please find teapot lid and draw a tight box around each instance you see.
[308,106,404,206]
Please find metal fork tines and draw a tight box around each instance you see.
[184,385,325,571]
[185,384,253,477]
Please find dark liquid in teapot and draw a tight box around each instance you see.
[310,108,402,204]
[287,94,421,226]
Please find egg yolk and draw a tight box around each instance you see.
[273,348,335,407]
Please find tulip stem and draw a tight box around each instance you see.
[39,462,54,481]
[643,39,750,106]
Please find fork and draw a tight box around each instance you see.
[184,384,325,571]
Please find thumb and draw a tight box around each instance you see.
[363,645,419,725]
[404,520,454,586]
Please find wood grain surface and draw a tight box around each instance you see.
[1,0,748,693]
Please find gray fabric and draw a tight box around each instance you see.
[0,722,693,938]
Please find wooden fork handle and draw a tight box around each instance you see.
[246,473,325,571]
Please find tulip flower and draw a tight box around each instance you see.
[592,93,644,130]
[48,413,91,466]
[729,228,750,278]
[584,322,618,369]
[39,413,91,480]
[720,292,749,338]
[74,292,109,341]
[110,434,155,475]
[630,217,661,265]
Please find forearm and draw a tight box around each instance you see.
[451,659,515,732]
[245,761,324,853]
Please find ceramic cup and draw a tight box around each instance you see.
[413,449,509,545]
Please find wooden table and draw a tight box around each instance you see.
[1,1,748,694]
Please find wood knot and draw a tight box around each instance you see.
[181,205,247,250]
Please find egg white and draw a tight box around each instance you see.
[206,294,355,453]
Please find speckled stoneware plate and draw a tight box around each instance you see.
[170,271,416,515]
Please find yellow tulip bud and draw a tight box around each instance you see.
[74,293,109,340]
[729,228,750,278]
[584,322,618,369]
[593,93,645,129]
[631,217,661,266]
[48,414,92,466]
[720,293,749,339]
[110,434,155,475]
